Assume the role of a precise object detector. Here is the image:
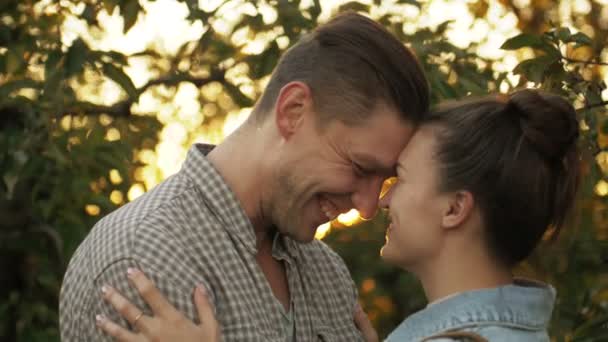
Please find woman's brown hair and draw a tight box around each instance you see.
[426,89,580,266]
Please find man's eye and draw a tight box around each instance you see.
[352,162,367,176]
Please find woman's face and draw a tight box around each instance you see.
[379,125,451,270]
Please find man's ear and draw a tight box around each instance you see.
[441,191,474,230]
[274,82,313,140]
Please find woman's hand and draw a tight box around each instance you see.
[96,268,220,342]
[354,303,379,342]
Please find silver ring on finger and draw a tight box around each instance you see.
[133,311,144,326]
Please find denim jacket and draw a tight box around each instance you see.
[385,278,555,341]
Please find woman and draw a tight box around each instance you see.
[96,89,580,341]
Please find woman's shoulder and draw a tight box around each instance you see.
[415,326,550,342]
[386,280,554,341]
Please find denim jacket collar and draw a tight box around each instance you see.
[386,278,556,341]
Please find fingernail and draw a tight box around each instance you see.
[96,314,105,325]
[197,284,206,296]
[127,268,138,277]
[101,285,109,294]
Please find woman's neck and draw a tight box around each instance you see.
[416,249,513,303]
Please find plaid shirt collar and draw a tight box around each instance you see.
[182,143,302,261]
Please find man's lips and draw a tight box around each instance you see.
[319,196,350,221]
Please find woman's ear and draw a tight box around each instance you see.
[441,191,474,230]
[275,82,313,140]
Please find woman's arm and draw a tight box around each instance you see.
[96,268,378,342]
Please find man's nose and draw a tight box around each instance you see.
[351,177,384,219]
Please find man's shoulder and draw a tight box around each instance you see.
[65,173,223,281]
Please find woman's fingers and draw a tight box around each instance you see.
[98,271,221,342]
[353,304,379,342]
[193,285,220,341]
[126,268,179,319]
[101,285,149,329]
[96,314,143,342]
[194,285,218,325]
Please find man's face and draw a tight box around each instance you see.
[268,103,414,242]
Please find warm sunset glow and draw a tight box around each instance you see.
[63,0,598,240]
[337,209,361,227]
[127,183,146,201]
[85,204,101,216]
[110,190,125,205]
[315,222,332,240]
[596,151,608,175]
[595,180,608,197]
[109,169,123,185]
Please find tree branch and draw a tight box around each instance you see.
[66,70,226,117]
[563,57,608,66]
[579,101,608,111]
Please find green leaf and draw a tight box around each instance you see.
[572,312,608,338]
[102,63,138,99]
[82,4,98,25]
[45,50,63,82]
[121,0,141,34]
[5,49,22,74]
[337,1,370,13]
[66,38,89,77]
[310,0,322,18]
[103,0,118,15]
[102,50,129,65]
[0,24,11,45]
[187,8,210,22]
[512,54,558,83]
[601,120,608,135]
[567,32,593,46]
[500,33,545,50]
[459,76,486,95]
[397,0,421,8]
[556,27,572,41]
[435,21,453,35]
[196,28,214,54]
[223,83,254,107]
[246,41,281,79]
[0,79,39,98]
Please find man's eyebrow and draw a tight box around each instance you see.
[354,154,396,175]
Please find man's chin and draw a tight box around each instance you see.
[289,231,317,243]
[282,224,318,243]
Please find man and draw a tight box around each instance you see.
[60,12,429,341]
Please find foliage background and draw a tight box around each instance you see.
[1,0,608,341]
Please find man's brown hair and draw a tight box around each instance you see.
[254,12,429,125]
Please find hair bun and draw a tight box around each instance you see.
[505,89,579,161]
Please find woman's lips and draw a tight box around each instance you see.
[385,223,393,239]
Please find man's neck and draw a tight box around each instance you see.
[206,125,274,246]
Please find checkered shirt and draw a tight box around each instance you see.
[59,144,364,341]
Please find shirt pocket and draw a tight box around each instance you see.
[314,321,366,342]
[315,326,336,342]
